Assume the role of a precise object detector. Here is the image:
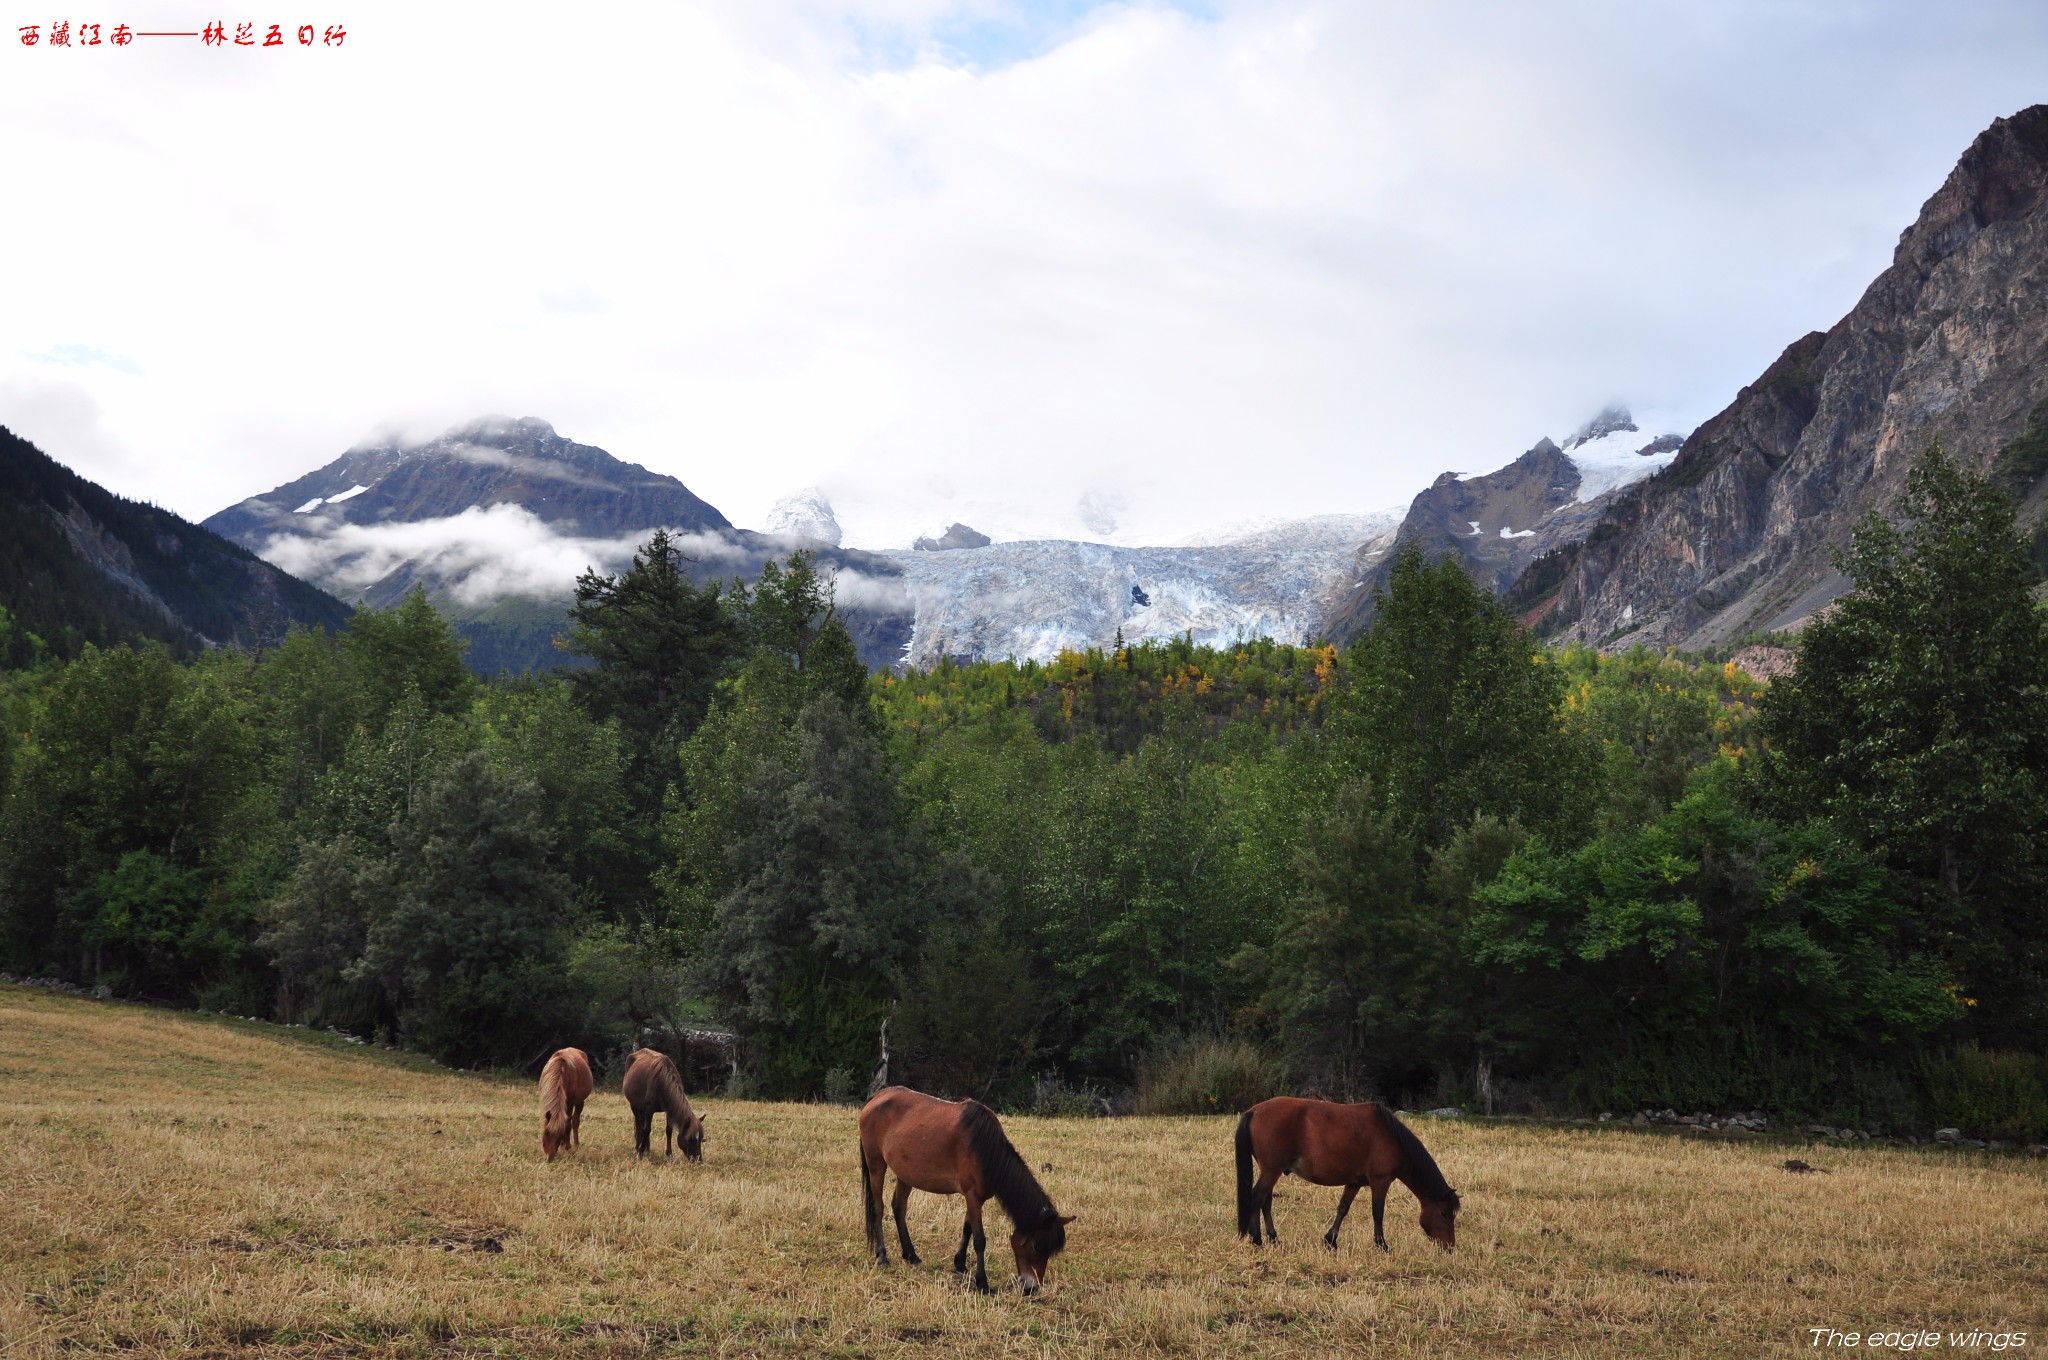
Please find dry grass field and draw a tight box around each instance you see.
[1,983,2042,1359]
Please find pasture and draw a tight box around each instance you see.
[1,983,2041,1358]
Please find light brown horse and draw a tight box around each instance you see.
[539,1046,593,1162]
[622,1048,704,1162]
[858,1086,1075,1295]
[1236,1097,1460,1252]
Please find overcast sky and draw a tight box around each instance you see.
[4,0,2046,549]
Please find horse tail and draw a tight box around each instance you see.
[1235,1109,1257,1239]
[860,1142,879,1251]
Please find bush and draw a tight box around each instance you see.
[1920,1048,2048,1142]
[1136,1037,1289,1116]
[1028,1071,1113,1118]
[1571,1030,1920,1132]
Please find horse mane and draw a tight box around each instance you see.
[539,1054,566,1120]
[1377,1104,1459,1211]
[961,1101,1056,1229]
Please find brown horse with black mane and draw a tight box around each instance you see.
[1236,1096,1460,1252]
[622,1048,705,1162]
[859,1086,1075,1295]
[538,1046,593,1162]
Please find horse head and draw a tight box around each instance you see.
[1420,1189,1460,1251]
[680,1111,706,1163]
[1010,1212,1076,1295]
[542,1110,570,1162]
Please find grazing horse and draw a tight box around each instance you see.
[622,1048,705,1162]
[1236,1097,1460,1252]
[538,1046,593,1162]
[858,1086,1075,1295]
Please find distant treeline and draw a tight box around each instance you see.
[0,447,2043,1138]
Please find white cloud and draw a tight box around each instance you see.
[260,505,657,607]
[2,0,2045,553]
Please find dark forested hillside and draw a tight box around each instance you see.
[0,426,352,665]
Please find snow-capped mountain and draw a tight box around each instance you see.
[203,417,914,671]
[762,487,843,547]
[1324,405,1684,639]
[206,403,1690,675]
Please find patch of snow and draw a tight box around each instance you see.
[1174,510,1404,550]
[1467,521,1483,536]
[1566,428,1681,502]
[293,497,324,514]
[1500,526,1535,539]
[326,483,372,504]
[763,487,843,546]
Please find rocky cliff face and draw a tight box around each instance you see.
[1531,105,2048,649]
[1325,410,1679,638]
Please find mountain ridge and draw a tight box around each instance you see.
[0,425,352,664]
[1524,104,2048,649]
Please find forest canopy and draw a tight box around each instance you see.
[0,447,2042,1139]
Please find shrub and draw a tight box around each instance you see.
[1136,1037,1289,1116]
[1919,1048,2048,1142]
[1028,1072,1111,1118]
[1570,1030,1920,1132]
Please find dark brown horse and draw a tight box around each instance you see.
[1236,1097,1460,1252]
[622,1048,705,1162]
[539,1046,593,1162]
[858,1086,1075,1295]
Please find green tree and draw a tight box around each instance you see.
[695,695,923,1095]
[727,552,869,720]
[560,528,738,813]
[1469,764,1959,1061]
[1242,782,1437,1098]
[341,587,475,728]
[357,752,579,1066]
[1333,549,1593,852]
[1758,445,2048,1042]
[0,645,262,984]
[259,833,381,1026]
[473,677,635,914]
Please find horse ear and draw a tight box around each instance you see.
[1059,1214,1076,1225]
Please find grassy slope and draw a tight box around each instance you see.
[1,985,2042,1358]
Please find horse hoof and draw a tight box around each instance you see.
[1323,1237,1338,1251]
[1376,1240,1390,1253]
[903,1254,922,1267]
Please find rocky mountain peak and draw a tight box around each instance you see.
[1524,104,2048,651]
[1564,405,1637,449]
[913,523,993,552]
[432,414,560,446]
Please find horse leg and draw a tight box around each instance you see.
[965,1194,992,1293]
[864,1150,891,1267]
[891,1179,921,1265]
[1369,1177,1393,1252]
[634,1108,653,1159]
[953,1212,973,1274]
[1323,1184,1361,1251]
[664,1112,675,1159]
[1257,1167,1283,1245]
[569,1099,583,1149]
